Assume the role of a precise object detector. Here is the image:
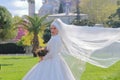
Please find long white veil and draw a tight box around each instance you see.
[51,18,120,79]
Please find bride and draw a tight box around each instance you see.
[23,18,120,80]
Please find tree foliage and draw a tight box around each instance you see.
[72,19,95,26]
[0,6,12,29]
[80,0,118,24]
[0,6,15,40]
[106,7,120,28]
[58,2,64,13]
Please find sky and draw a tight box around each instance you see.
[0,0,43,17]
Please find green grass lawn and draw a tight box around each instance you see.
[81,62,120,80]
[0,55,120,80]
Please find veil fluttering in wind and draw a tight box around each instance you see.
[52,18,120,66]
[51,18,120,80]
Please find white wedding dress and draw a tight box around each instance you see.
[22,35,76,80]
[23,18,120,80]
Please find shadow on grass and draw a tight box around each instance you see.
[0,64,13,70]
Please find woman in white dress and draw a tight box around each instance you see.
[22,19,76,80]
[23,18,120,80]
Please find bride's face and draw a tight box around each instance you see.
[50,25,58,36]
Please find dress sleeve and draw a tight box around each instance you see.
[44,36,62,59]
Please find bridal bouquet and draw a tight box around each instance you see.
[36,47,48,57]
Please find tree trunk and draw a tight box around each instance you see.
[32,33,39,57]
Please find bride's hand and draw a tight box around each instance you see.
[39,57,44,62]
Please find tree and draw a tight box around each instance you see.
[80,0,118,24]
[0,6,12,29]
[13,16,26,41]
[20,15,51,57]
[0,5,15,41]
[106,7,120,28]
[58,2,64,13]
[72,19,95,26]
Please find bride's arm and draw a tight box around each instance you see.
[44,37,62,59]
